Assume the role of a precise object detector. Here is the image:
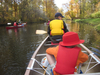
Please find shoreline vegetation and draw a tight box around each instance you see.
[1,0,100,32]
[74,18,100,32]
[63,0,100,33]
[0,0,58,25]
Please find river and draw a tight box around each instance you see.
[0,21,100,75]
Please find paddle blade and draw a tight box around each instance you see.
[36,30,47,34]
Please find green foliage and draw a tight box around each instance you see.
[75,18,100,25]
[75,18,100,32]
[94,24,100,31]
[90,11,100,18]
[65,0,100,19]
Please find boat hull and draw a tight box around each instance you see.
[6,25,24,29]
[25,36,100,75]
[6,23,27,29]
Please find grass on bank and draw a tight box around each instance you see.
[74,18,100,32]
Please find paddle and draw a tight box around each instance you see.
[36,30,47,34]
[79,44,100,61]
[79,44,93,54]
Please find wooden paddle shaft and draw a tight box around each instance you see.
[79,44,100,62]
[79,44,93,54]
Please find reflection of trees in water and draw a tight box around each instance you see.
[69,22,80,33]
[68,22,100,49]
[0,23,48,75]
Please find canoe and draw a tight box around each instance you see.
[7,22,27,26]
[24,35,100,75]
[6,24,25,29]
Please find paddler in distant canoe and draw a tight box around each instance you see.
[47,12,69,43]
[13,21,18,27]
[46,32,88,75]
[47,20,50,25]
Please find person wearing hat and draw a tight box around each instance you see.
[46,32,88,75]
[48,12,69,43]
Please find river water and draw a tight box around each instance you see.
[0,21,100,75]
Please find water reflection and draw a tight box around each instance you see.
[0,24,48,75]
[7,29,19,36]
[68,21,100,58]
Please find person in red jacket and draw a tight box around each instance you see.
[46,32,88,75]
[47,20,50,25]
[13,21,18,27]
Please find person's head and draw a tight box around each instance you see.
[55,13,64,20]
[59,32,84,46]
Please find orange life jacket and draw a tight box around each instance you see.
[54,45,81,74]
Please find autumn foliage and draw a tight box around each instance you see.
[63,0,100,20]
[0,0,58,24]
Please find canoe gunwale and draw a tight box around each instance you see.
[79,44,100,74]
[25,36,49,75]
[27,58,35,70]
[79,44,100,62]
[32,35,49,58]
[25,36,100,75]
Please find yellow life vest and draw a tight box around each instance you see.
[50,20,64,36]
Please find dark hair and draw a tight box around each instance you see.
[55,17,59,19]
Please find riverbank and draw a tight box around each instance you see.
[74,18,100,32]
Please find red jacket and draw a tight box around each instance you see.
[46,46,88,75]
[14,22,17,26]
[55,45,80,74]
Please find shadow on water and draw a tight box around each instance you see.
[0,21,100,75]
